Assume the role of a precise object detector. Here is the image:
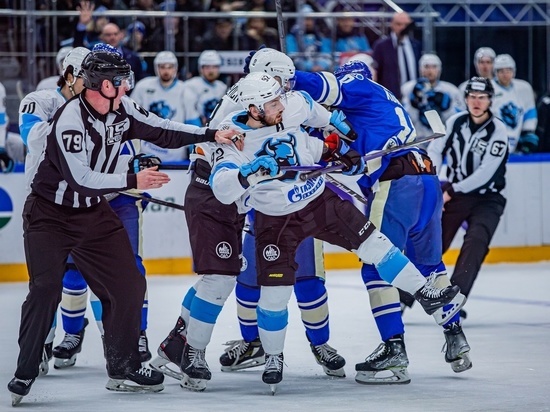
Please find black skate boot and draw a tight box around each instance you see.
[39,343,53,377]
[219,338,265,372]
[139,330,152,363]
[414,284,464,316]
[52,318,89,369]
[7,377,35,406]
[443,322,472,373]
[355,335,410,385]
[150,317,187,380]
[309,342,346,378]
[262,353,284,395]
[180,343,211,392]
[106,366,164,393]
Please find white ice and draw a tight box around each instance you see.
[1,262,549,411]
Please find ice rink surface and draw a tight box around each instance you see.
[1,262,549,411]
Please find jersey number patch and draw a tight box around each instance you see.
[490,141,507,156]
[62,131,83,153]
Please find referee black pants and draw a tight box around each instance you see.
[16,194,145,380]
[441,193,506,298]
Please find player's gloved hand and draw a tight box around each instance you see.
[322,133,365,176]
[243,44,267,74]
[410,77,430,109]
[238,155,280,187]
[0,148,14,173]
[427,90,451,111]
[517,132,539,154]
[325,110,357,142]
[500,103,518,128]
[129,153,162,173]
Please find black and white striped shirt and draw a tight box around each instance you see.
[31,92,217,208]
[428,111,509,195]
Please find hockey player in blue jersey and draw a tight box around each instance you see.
[286,58,472,382]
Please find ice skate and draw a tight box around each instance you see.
[138,330,152,363]
[52,318,89,369]
[105,366,164,393]
[180,343,211,392]
[432,293,467,325]
[414,284,464,316]
[262,353,284,395]
[309,342,346,377]
[219,338,265,371]
[443,322,472,373]
[150,317,187,380]
[355,336,410,385]
[7,377,35,406]
[38,343,53,377]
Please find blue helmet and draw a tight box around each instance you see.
[334,60,373,80]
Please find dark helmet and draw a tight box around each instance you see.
[464,76,494,98]
[81,50,133,91]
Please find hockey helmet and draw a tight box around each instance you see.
[474,47,496,64]
[334,59,373,80]
[198,50,222,67]
[154,51,178,77]
[92,43,122,57]
[56,46,74,74]
[493,54,516,73]
[62,47,91,78]
[239,72,283,112]
[249,48,296,89]
[464,76,494,98]
[419,53,441,69]
[81,51,134,91]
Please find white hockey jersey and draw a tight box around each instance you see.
[36,76,59,91]
[183,76,227,125]
[210,91,330,216]
[131,76,199,162]
[0,81,7,149]
[491,78,537,152]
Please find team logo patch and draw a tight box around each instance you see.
[216,242,232,259]
[240,255,247,271]
[263,244,280,261]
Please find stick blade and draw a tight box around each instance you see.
[424,110,446,135]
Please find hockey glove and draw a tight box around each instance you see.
[238,155,280,188]
[325,110,357,142]
[517,132,539,154]
[410,78,430,109]
[0,148,14,173]
[427,90,451,112]
[322,133,365,176]
[243,44,267,74]
[129,154,162,173]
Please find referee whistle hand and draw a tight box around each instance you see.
[215,129,245,151]
[136,167,171,190]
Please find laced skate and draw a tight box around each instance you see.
[262,353,284,395]
[52,318,89,369]
[414,284,465,316]
[39,343,53,377]
[150,317,187,380]
[309,343,346,377]
[139,330,152,363]
[355,336,410,385]
[180,344,211,392]
[443,322,472,373]
[219,338,265,371]
[106,366,164,393]
[7,377,35,406]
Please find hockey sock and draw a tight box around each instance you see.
[257,285,292,354]
[89,290,104,335]
[61,266,88,334]
[294,277,329,345]
[235,282,261,342]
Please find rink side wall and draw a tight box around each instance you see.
[1,155,549,282]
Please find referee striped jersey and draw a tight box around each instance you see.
[31,92,217,208]
[428,110,508,195]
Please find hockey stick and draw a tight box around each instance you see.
[325,175,369,205]
[157,163,191,170]
[119,191,186,211]
[275,0,286,53]
[299,110,446,181]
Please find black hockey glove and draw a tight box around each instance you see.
[0,148,14,173]
[410,78,430,109]
[325,110,358,142]
[426,90,451,112]
[129,154,162,173]
[322,133,365,176]
[243,44,267,74]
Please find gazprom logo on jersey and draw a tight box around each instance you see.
[286,177,323,203]
[0,188,14,229]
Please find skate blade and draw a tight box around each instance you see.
[221,357,265,372]
[269,384,277,395]
[451,352,473,373]
[150,357,183,380]
[11,393,23,407]
[433,294,467,326]
[105,378,164,393]
[322,366,346,378]
[180,375,208,392]
[354,368,411,385]
[38,361,49,377]
[53,355,77,369]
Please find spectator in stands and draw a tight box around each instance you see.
[334,15,371,55]
[131,0,161,45]
[239,17,279,51]
[73,0,110,49]
[536,93,550,153]
[201,18,237,52]
[372,11,421,100]
[124,21,147,54]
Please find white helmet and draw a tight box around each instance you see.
[154,51,178,77]
[62,47,91,78]
[56,46,74,74]
[346,53,374,67]
[249,48,296,87]
[198,50,222,67]
[419,53,441,69]
[474,47,496,64]
[239,72,282,112]
[494,54,516,73]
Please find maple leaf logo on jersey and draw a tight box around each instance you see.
[149,101,175,120]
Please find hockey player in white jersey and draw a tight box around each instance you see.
[402,53,462,140]
[209,72,463,393]
[35,46,74,91]
[183,50,227,126]
[458,47,496,97]
[133,51,202,161]
[491,54,538,153]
